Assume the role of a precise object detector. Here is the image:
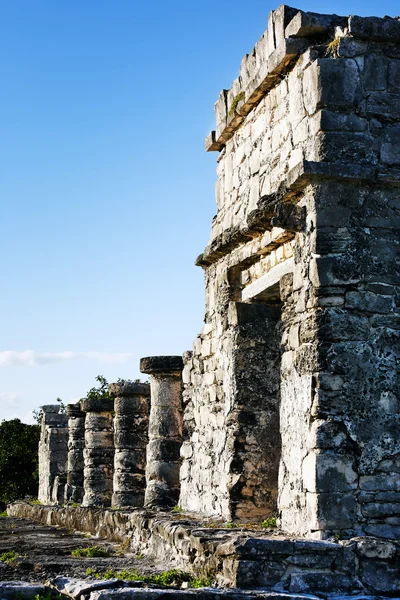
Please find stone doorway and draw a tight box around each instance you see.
[229,296,282,520]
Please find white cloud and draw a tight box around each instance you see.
[0,392,22,420]
[0,351,132,367]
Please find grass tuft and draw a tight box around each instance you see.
[0,550,19,563]
[85,567,212,588]
[72,546,110,558]
[261,517,277,528]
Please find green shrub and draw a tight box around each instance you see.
[261,517,277,528]
[0,550,19,563]
[72,546,110,558]
[84,567,211,587]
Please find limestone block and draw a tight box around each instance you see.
[303,452,358,493]
[388,60,400,94]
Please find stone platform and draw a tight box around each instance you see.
[8,503,400,597]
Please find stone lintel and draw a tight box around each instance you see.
[241,257,295,301]
[108,381,150,398]
[195,160,400,268]
[66,403,85,418]
[140,356,183,375]
[80,397,114,413]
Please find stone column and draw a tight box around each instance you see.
[140,356,183,508]
[81,397,114,507]
[64,403,85,504]
[38,405,68,505]
[109,381,150,507]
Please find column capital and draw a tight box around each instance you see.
[140,356,183,375]
[80,397,114,413]
[108,381,150,398]
[66,403,85,418]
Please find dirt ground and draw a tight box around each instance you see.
[0,515,166,583]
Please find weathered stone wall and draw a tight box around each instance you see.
[38,405,68,505]
[9,502,400,596]
[180,5,400,538]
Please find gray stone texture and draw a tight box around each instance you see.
[140,357,183,508]
[186,5,400,538]
[9,502,400,596]
[38,405,68,505]
[109,381,150,507]
[64,403,86,504]
[81,398,114,508]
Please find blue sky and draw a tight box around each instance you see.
[1,0,398,422]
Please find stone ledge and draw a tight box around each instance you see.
[81,397,114,413]
[140,356,184,375]
[8,503,400,596]
[108,381,150,398]
[195,160,400,268]
[205,37,308,152]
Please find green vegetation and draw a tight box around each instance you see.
[261,517,277,528]
[326,37,340,57]
[71,546,110,558]
[85,375,111,402]
[0,509,8,517]
[228,91,245,116]
[0,419,40,509]
[171,505,182,513]
[26,498,41,505]
[0,550,19,563]
[85,567,211,588]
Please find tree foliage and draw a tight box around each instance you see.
[0,419,40,509]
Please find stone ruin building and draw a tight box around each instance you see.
[36,1,399,573]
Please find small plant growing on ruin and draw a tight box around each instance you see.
[0,509,7,517]
[228,91,245,117]
[261,517,277,528]
[224,521,238,528]
[71,546,110,558]
[171,505,182,513]
[0,550,19,563]
[27,498,41,505]
[35,594,64,600]
[84,567,212,587]
[136,553,143,559]
[326,37,340,58]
